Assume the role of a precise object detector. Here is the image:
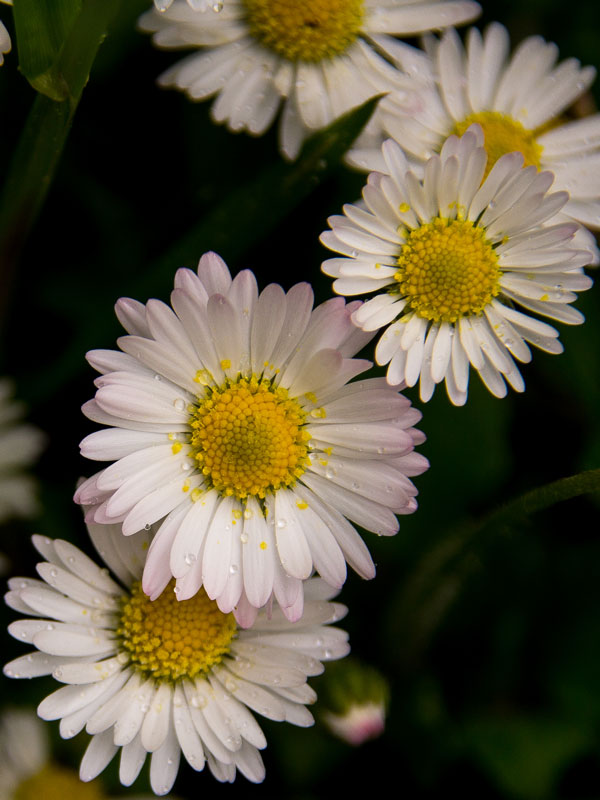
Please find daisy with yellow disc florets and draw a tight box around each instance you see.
[4,523,350,793]
[321,127,593,405]
[74,253,427,624]
[348,23,600,259]
[139,0,480,158]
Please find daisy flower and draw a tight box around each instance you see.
[348,23,600,258]
[0,1,12,67]
[3,527,350,793]
[138,0,481,159]
[0,379,45,524]
[74,252,427,622]
[321,127,593,405]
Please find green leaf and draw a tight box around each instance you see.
[0,0,122,327]
[13,0,82,100]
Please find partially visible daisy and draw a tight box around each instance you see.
[74,252,427,622]
[0,709,48,800]
[321,127,593,404]
[0,708,155,800]
[4,528,350,793]
[348,23,600,258]
[139,0,480,159]
[0,2,12,68]
[0,379,45,523]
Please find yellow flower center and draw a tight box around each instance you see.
[117,581,236,683]
[453,111,543,179]
[394,217,501,323]
[189,376,310,500]
[242,0,364,62]
[14,765,105,800]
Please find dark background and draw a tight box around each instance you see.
[1,1,600,797]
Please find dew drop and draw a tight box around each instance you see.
[276,518,287,529]
[243,508,253,520]
[46,623,55,631]
[174,398,186,412]
[144,523,152,531]
[212,0,223,10]
[184,553,196,566]
[49,568,58,578]
[229,564,239,575]
[240,533,249,544]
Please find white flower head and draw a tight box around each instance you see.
[138,0,481,159]
[0,379,45,524]
[321,127,593,405]
[4,528,350,793]
[348,22,600,259]
[74,252,427,623]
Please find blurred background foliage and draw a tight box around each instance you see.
[1,0,600,797]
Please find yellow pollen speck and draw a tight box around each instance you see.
[14,765,106,800]
[220,359,231,370]
[189,375,310,500]
[453,111,543,179]
[394,217,501,323]
[172,441,183,455]
[117,581,236,683]
[243,0,364,62]
[182,480,190,492]
[399,203,411,213]
[540,294,549,301]
[259,541,268,550]
[296,500,309,510]
[191,487,203,503]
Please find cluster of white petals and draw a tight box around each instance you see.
[322,127,593,404]
[349,22,600,259]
